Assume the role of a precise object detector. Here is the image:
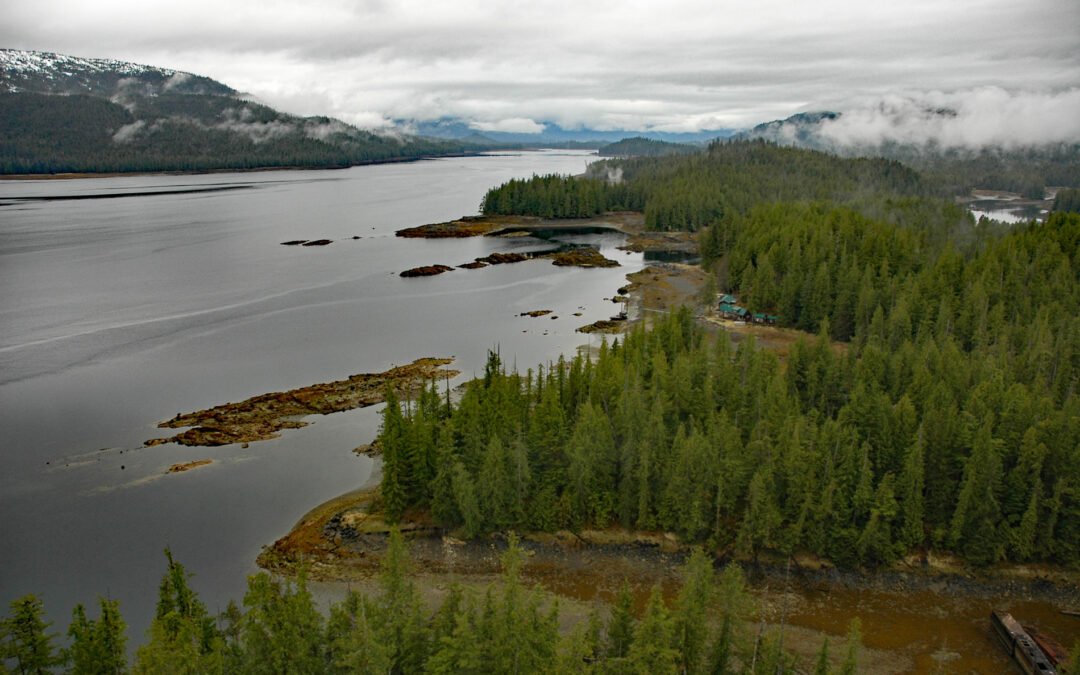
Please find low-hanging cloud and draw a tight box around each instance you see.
[112,110,299,145]
[215,107,295,143]
[111,119,146,143]
[303,118,349,140]
[161,71,191,92]
[814,88,1080,150]
[470,118,547,134]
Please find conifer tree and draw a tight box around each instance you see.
[67,598,127,675]
[2,594,63,674]
[606,580,636,659]
[380,387,409,523]
[949,420,1004,565]
[451,461,483,537]
[326,591,391,674]
[626,586,678,674]
[133,550,222,674]
[430,423,462,529]
[673,547,714,673]
[238,570,325,674]
[897,429,926,549]
[376,529,431,674]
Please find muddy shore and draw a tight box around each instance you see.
[261,484,1080,673]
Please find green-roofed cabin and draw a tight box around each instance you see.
[719,305,748,320]
[748,312,779,325]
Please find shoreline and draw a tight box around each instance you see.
[259,485,1080,605]
[0,151,499,181]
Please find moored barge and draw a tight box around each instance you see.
[991,610,1057,674]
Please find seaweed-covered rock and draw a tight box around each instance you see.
[400,264,454,277]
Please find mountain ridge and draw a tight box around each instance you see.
[0,49,478,174]
[0,48,236,97]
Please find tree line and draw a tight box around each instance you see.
[2,535,875,674]
[597,137,700,158]
[480,140,930,231]
[480,140,1080,233]
[1055,188,1080,214]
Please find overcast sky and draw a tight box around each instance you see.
[4,0,1079,138]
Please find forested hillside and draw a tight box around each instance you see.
[384,194,1080,568]
[0,49,478,174]
[481,139,1080,228]
[598,136,699,157]
[481,140,930,230]
[0,93,471,173]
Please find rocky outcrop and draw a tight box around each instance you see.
[396,216,511,238]
[547,247,620,268]
[400,265,454,277]
[167,459,213,473]
[576,319,626,334]
[145,357,459,447]
[475,251,530,265]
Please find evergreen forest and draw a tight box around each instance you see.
[424,141,1080,570]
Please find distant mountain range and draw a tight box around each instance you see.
[0,49,479,174]
[403,118,735,146]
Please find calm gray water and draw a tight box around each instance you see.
[0,151,644,639]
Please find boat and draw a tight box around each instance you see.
[991,610,1058,674]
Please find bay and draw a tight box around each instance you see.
[0,150,643,637]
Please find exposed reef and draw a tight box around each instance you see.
[400,264,454,277]
[145,358,459,448]
[547,247,620,268]
[475,251,529,265]
[167,459,213,473]
[395,216,514,238]
[576,318,626,334]
[462,247,619,270]
[395,212,645,239]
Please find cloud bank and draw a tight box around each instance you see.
[3,0,1078,137]
[814,88,1080,149]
